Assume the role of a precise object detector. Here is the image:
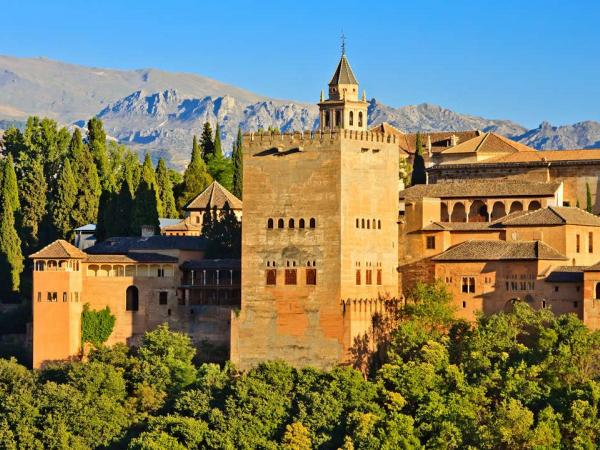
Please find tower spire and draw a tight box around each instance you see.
[341,32,346,55]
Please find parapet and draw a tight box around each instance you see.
[242,129,397,150]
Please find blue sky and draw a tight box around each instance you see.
[1,0,599,128]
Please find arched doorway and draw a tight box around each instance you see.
[491,201,506,221]
[468,200,489,222]
[450,202,467,222]
[126,286,139,311]
[509,201,523,214]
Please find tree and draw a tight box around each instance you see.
[156,158,178,218]
[140,153,162,217]
[132,179,160,236]
[122,149,141,196]
[0,179,23,295]
[177,137,213,212]
[51,159,77,240]
[399,156,412,189]
[202,203,241,258]
[87,118,109,188]
[207,154,233,191]
[232,127,243,199]
[410,132,426,185]
[586,182,593,213]
[69,129,101,227]
[0,154,20,214]
[200,122,215,162]
[17,155,47,251]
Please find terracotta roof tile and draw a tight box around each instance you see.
[85,253,178,263]
[184,181,242,211]
[433,240,567,261]
[30,240,87,259]
[162,220,201,232]
[400,180,561,199]
[499,206,600,227]
[439,132,535,155]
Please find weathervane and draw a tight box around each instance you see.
[341,31,346,55]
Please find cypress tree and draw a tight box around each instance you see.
[95,190,115,242]
[156,158,178,218]
[87,118,109,188]
[122,150,141,196]
[114,179,135,236]
[51,159,77,240]
[17,155,47,251]
[0,203,23,295]
[132,180,160,236]
[69,129,101,227]
[232,127,243,199]
[214,124,223,159]
[410,132,427,185]
[177,137,213,211]
[1,154,20,214]
[140,153,162,217]
[586,182,593,213]
[200,122,215,162]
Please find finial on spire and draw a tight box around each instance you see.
[320,90,324,102]
[341,31,346,55]
[362,90,366,102]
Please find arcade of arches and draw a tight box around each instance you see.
[441,199,543,222]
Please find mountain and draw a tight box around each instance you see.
[1,55,600,169]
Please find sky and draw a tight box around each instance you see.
[1,0,599,128]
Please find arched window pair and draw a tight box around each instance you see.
[267,218,316,229]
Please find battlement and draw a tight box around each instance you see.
[242,129,397,149]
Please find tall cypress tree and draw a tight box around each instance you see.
[586,182,593,213]
[156,158,178,218]
[114,179,135,236]
[69,129,101,226]
[200,122,215,162]
[1,154,20,214]
[0,160,24,295]
[232,127,243,199]
[410,132,427,185]
[122,149,141,196]
[213,124,223,159]
[177,137,213,211]
[87,118,109,188]
[140,153,162,217]
[51,158,77,240]
[132,180,160,236]
[17,155,47,251]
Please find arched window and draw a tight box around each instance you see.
[309,218,316,228]
[378,220,381,229]
[126,286,139,311]
[356,218,359,228]
[358,111,363,127]
[528,200,541,211]
[335,110,341,127]
[299,218,305,228]
[324,111,330,128]
[361,218,365,229]
[289,218,295,228]
[278,218,284,229]
[596,283,600,300]
[367,219,370,229]
[267,218,274,229]
[349,111,354,126]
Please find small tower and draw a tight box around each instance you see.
[318,48,368,131]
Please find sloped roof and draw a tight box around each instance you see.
[85,253,178,263]
[433,240,567,261]
[546,266,585,282]
[484,148,600,164]
[499,206,600,227]
[184,181,242,211]
[181,258,240,270]
[162,220,201,232]
[400,180,561,200]
[422,222,496,231]
[30,240,87,259]
[329,54,358,85]
[439,132,535,155]
[86,236,208,254]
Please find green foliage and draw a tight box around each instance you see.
[0,185,24,295]
[232,127,243,199]
[81,304,116,348]
[410,132,426,185]
[201,203,241,258]
[69,128,101,227]
[51,159,77,240]
[177,136,213,212]
[155,158,178,218]
[16,154,46,251]
[586,182,593,213]
[1,154,20,214]
[87,118,109,189]
[206,154,233,191]
[213,123,223,158]
[200,122,215,162]
[399,156,412,188]
[132,179,160,236]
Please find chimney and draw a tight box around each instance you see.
[141,225,156,237]
[450,134,458,147]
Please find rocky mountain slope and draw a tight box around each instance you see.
[1,55,600,169]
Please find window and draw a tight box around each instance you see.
[426,236,436,250]
[361,218,365,229]
[37,292,41,302]
[47,292,57,302]
[159,291,168,305]
[306,268,317,285]
[358,111,363,127]
[461,277,475,293]
[367,220,370,229]
[285,269,297,285]
[299,218,305,228]
[573,301,579,308]
[278,218,284,229]
[335,110,341,127]
[62,292,67,302]
[349,111,354,126]
[266,269,277,285]
[126,286,139,311]
[554,286,559,292]
[356,218,359,228]
[366,270,373,285]
[376,269,382,285]
[309,218,316,228]
[74,292,79,302]
[542,300,547,308]
[462,301,466,308]
[157,267,165,277]
[289,218,295,228]
[325,111,330,128]
[590,232,594,253]
[356,270,361,285]
[267,218,274,229]
[378,220,381,229]
[576,234,581,253]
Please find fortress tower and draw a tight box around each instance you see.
[232,52,399,369]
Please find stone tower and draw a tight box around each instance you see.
[232,53,399,370]
[318,50,368,132]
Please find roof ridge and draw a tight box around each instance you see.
[475,133,490,152]
[547,206,568,224]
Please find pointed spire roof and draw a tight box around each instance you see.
[184,180,243,211]
[30,239,87,259]
[329,54,358,86]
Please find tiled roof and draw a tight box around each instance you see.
[162,220,201,232]
[485,148,600,164]
[498,206,600,227]
[329,54,358,85]
[546,266,585,283]
[583,261,600,272]
[400,180,561,199]
[185,181,242,211]
[181,258,240,270]
[439,132,535,155]
[30,240,87,259]
[85,253,178,263]
[433,240,567,261]
[86,236,208,254]
[422,222,494,231]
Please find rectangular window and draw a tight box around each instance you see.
[285,269,297,285]
[74,292,79,302]
[366,270,373,285]
[356,270,361,285]
[37,292,41,302]
[159,291,168,305]
[266,269,277,285]
[461,277,475,293]
[157,267,165,277]
[306,268,317,285]
[573,301,579,308]
[426,236,436,250]
[590,232,594,253]
[376,269,382,285]
[576,234,581,253]
[62,292,67,302]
